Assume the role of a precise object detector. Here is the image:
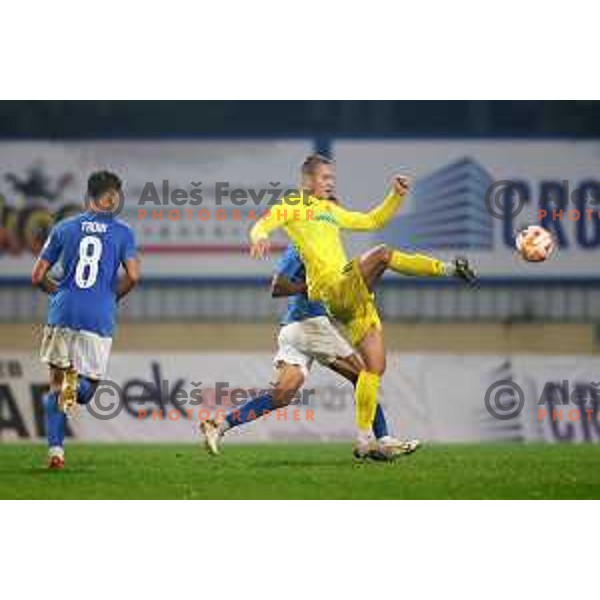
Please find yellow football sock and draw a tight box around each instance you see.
[389,250,446,277]
[356,371,380,430]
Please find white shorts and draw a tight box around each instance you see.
[40,326,112,380]
[273,316,354,377]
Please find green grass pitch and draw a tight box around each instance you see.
[1,442,600,499]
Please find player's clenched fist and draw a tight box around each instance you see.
[392,175,411,196]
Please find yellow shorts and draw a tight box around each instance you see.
[318,259,381,346]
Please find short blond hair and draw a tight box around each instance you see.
[301,153,333,177]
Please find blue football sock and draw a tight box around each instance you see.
[77,377,98,405]
[225,393,276,429]
[44,390,65,448]
[372,404,389,439]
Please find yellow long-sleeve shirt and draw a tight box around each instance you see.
[250,190,405,301]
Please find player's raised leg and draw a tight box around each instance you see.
[358,244,477,288]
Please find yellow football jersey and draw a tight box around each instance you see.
[250,191,405,301]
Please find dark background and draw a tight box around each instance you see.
[1,100,599,138]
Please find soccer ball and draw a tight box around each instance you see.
[515,225,556,262]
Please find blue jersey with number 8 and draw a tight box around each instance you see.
[40,211,137,337]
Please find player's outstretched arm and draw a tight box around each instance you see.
[117,258,140,301]
[330,175,410,231]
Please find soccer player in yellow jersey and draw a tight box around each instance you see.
[249,154,476,456]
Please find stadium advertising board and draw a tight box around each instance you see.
[2,352,599,444]
[335,139,600,278]
[0,139,313,279]
[1,139,599,281]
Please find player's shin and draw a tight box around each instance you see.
[44,390,66,448]
[388,250,446,277]
[221,392,276,433]
[77,377,99,405]
[202,392,278,455]
[372,404,389,439]
[355,371,380,439]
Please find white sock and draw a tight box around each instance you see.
[442,261,455,276]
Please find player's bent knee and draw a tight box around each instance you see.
[373,244,392,265]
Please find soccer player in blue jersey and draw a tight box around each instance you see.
[200,242,419,460]
[31,171,140,469]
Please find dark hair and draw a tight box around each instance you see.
[301,154,333,177]
[87,170,122,201]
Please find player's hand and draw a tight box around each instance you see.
[250,238,270,259]
[392,175,411,196]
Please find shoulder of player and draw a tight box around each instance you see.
[325,198,346,211]
[112,217,136,235]
[50,213,81,235]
